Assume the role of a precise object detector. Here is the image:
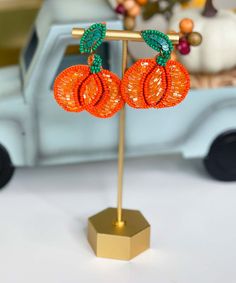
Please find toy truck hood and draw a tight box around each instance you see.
[0,65,21,99]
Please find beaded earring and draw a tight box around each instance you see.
[121,30,190,109]
[54,23,124,118]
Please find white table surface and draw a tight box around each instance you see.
[0,155,235,283]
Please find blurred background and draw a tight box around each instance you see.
[0,0,42,66]
[0,0,236,188]
[0,2,236,281]
[0,0,235,67]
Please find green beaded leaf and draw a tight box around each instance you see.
[80,23,106,54]
[141,30,173,66]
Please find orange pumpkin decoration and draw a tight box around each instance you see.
[81,69,123,118]
[121,29,190,109]
[54,55,124,118]
[54,65,90,113]
[121,58,190,109]
[179,18,194,34]
[54,23,124,119]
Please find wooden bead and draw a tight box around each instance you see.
[179,18,194,34]
[187,32,202,46]
[124,16,136,30]
[136,0,148,5]
[127,3,141,17]
[123,0,136,10]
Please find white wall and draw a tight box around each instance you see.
[215,0,236,9]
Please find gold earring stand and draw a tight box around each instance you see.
[72,28,179,260]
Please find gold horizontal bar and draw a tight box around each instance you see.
[72,28,179,44]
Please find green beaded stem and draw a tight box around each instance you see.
[89,54,103,74]
[80,23,106,54]
[141,30,173,66]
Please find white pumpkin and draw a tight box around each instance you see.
[169,9,236,74]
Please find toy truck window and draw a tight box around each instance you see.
[23,28,38,70]
[51,42,110,89]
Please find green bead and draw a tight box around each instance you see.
[89,54,102,74]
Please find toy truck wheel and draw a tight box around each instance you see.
[204,130,236,181]
[0,145,15,189]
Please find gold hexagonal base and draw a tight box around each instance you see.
[88,208,150,260]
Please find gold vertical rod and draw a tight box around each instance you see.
[116,40,128,226]
[71,27,179,226]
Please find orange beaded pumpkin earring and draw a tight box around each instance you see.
[54,23,124,118]
[121,30,190,109]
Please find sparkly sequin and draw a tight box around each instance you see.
[54,65,89,112]
[86,70,124,118]
[156,60,190,108]
[121,59,156,108]
[79,74,102,106]
[144,65,166,106]
[121,58,190,109]
[54,65,123,118]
